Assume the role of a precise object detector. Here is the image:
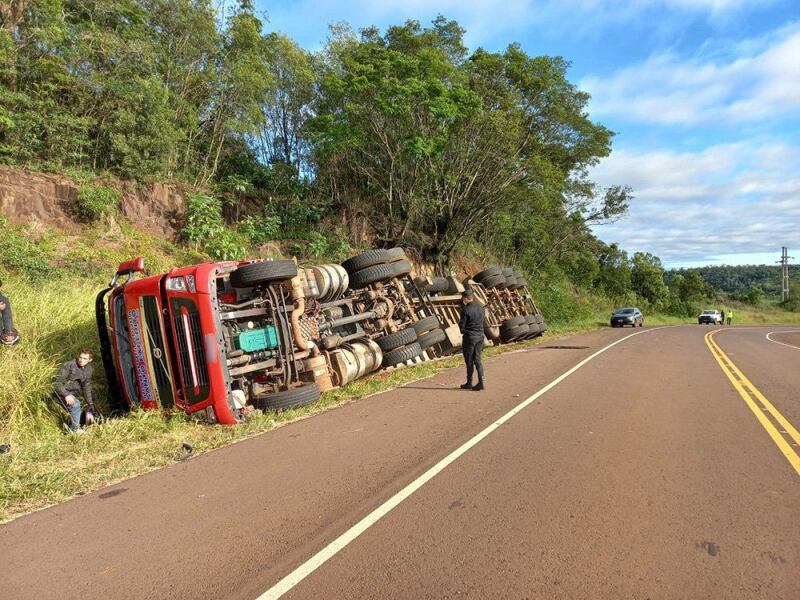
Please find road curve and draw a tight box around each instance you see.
[1,325,798,599]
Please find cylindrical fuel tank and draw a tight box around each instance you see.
[327,339,383,387]
[311,264,349,302]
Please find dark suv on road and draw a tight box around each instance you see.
[610,307,644,328]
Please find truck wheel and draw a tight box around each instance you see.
[385,247,407,262]
[382,342,423,367]
[348,263,398,289]
[390,259,412,277]
[500,324,528,343]
[377,327,418,352]
[473,266,502,282]
[484,323,501,341]
[418,328,446,349]
[341,248,407,275]
[412,315,440,336]
[427,277,450,294]
[231,260,298,288]
[252,382,321,412]
[481,274,507,289]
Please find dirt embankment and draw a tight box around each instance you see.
[0,166,188,239]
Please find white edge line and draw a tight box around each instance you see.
[765,330,800,350]
[257,326,668,600]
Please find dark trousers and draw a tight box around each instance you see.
[1,303,13,333]
[462,335,484,385]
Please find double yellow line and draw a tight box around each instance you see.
[705,329,800,476]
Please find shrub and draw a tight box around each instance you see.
[182,192,224,245]
[238,214,281,246]
[0,216,55,280]
[75,184,120,221]
[204,229,248,261]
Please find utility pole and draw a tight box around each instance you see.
[778,247,794,302]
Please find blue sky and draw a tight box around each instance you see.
[255,0,799,268]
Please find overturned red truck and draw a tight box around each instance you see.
[96,249,547,424]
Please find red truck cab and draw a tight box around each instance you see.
[97,258,246,424]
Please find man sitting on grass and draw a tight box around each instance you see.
[52,349,96,433]
[0,279,20,346]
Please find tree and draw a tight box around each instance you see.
[595,243,631,299]
[309,18,627,269]
[745,285,764,306]
[631,252,668,307]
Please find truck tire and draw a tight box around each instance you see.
[349,263,398,289]
[412,315,440,336]
[391,259,412,277]
[481,274,507,289]
[253,382,320,412]
[418,328,446,349]
[473,266,502,282]
[502,267,514,277]
[533,313,544,324]
[499,316,527,341]
[342,248,407,275]
[385,247,407,262]
[377,327,418,352]
[231,260,297,288]
[427,277,449,294]
[500,324,528,343]
[382,342,423,367]
[484,323,500,341]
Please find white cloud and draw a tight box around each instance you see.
[591,140,800,264]
[582,23,800,125]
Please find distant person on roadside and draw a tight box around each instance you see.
[719,309,725,325]
[727,309,733,326]
[459,288,485,391]
[52,349,96,433]
[0,279,20,346]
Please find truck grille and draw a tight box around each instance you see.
[173,311,209,388]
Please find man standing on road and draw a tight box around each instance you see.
[459,289,485,391]
[52,349,96,433]
[727,309,733,326]
[0,279,20,345]
[719,308,725,325]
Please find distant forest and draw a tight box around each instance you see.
[667,265,800,297]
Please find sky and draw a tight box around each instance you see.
[255,0,800,268]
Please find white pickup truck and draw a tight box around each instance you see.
[698,309,723,325]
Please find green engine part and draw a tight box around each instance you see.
[235,326,279,352]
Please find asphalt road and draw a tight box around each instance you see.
[1,325,799,599]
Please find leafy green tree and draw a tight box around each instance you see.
[745,285,764,306]
[595,243,631,299]
[309,17,627,269]
[631,252,668,307]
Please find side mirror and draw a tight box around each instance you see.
[117,257,145,275]
[110,257,145,286]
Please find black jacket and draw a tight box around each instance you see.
[459,301,485,339]
[55,360,94,407]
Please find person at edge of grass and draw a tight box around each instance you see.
[458,288,485,392]
[719,308,725,326]
[0,279,20,346]
[727,309,733,326]
[52,349,96,434]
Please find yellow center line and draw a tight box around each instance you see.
[705,329,800,476]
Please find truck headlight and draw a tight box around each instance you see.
[185,275,196,293]
[166,276,187,292]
